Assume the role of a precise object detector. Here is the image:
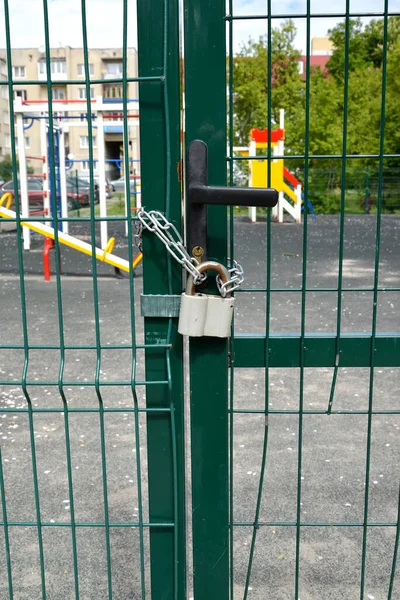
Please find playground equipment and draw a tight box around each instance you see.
[0,195,142,280]
[234,110,315,223]
[13,96,140,250]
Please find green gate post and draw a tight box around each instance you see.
[137,1,186,598]
[184,1,230,598]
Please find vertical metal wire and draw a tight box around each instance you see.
[327,0,351,414]
[79,2,113,597]
[360,4,389,598]
[242,0,272,595]
[0,447,13,599]
[162,1,180,596]
[388,485,400,600]
[41,2,80,596]
[295,1,311,597]
[121,0,146,597]
[3,2,47,597]
[227,2,235,598]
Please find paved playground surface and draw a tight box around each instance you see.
[0,215,399,599]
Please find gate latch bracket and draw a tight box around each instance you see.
[188,139,279,261]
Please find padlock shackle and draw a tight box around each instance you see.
[186,260,230,297]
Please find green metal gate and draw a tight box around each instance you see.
[0,0,399,598]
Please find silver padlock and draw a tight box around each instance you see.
[178,261,235,338]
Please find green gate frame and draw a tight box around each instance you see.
[137,0,186,597]
[0,0,399,598]
[184,1,400,599]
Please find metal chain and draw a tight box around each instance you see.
[136,208,206,283]
[217,260,245,296]
[136,208,245,293]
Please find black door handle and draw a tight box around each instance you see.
[188,140,278,260]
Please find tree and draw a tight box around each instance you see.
[232,20,304,146]
[0,155,18,182]
[326,19,369,81]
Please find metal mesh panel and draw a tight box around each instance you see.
[0,0,184,598]
[226,1,400,599]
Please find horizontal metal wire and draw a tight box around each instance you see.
[236,287,400,293]
[0,406,171,413]
[226,11,400,20]
[0,344,170,350]
[232,521,398,527]
[230,409,400,415]
[1,75,163,87]
[0,520,174,528]
[230,153,400,161]
[0,379,168,386]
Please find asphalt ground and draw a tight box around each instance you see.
[0,215,399,599]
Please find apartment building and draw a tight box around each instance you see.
[296,37,334,80]
[0,46,139,178]
[0,56,10,161]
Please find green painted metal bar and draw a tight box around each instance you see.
[79,1,113,596]
[327,0,350,414]
[41,0,81,595]
[0,76,162,86]
[360,4,389,598]
[0,447,13,598]
[184,0,229,597]
[226,11,400,19]
[388,485,400,599]
[233,334,400,368]
[228,2,235,597]
[295,0,312,595]
[1,407,399,416]
[3,1,48,597]
[0,380,169,387]
[121,0,146,595]
[231,152,400,160]
[242,0,273,595]
[137,0,186,598]
[0,519,397,528]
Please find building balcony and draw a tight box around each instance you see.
[102,72,123,80]
[38,72,68,82]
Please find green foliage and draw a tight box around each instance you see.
[0,154,34,182]
[232,20,304,146]
[232,16,400,214]
[0,154,17,182]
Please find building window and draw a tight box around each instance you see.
[51,61,66,75]
[4,134,10,148]
[78,87,95,100]
[1,86,7,99]
[81,161,90,171]
[104,85,122,99]
[80,136,97,149]
[24,136,30,148]
[3,111,9,124]
[52,87,65,100]
[77,63,94,76]
[38,60,66,76]
[297,61,304,75]
[13,66,26,78]
[106,62,123,76]
[14,89,27,101]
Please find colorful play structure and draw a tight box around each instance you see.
[234,110,315,223]
[3,97,142,280]
[13,96,141,251]
[0,193,142,280]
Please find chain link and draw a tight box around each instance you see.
[136,208,245,293]
[216,260,245,297]
[136,208,206,283]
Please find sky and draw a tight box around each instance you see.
[0,0,399,54]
